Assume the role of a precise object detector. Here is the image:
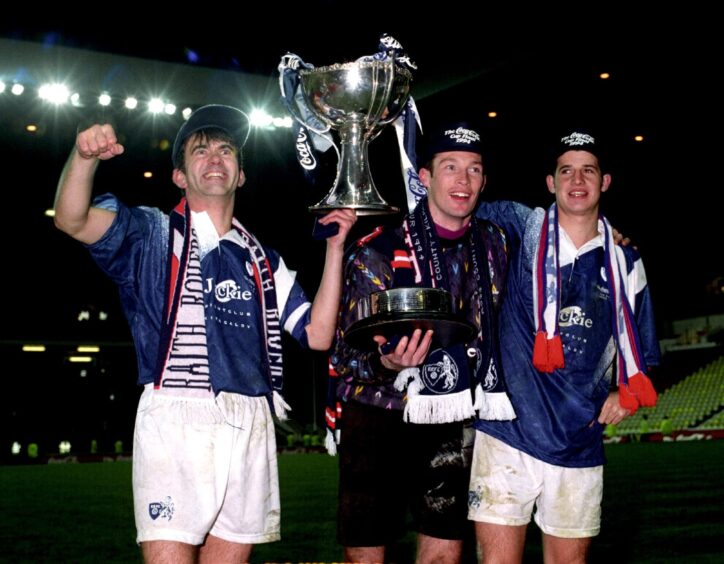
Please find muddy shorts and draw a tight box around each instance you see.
[468,432,603,538]
[133,386,280,545]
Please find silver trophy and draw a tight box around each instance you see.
[282,55,413,215]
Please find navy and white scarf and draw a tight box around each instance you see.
[154,199,290,418]
[532,204,657,413]
[392,198,515,423]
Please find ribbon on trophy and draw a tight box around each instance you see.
[278,53,336,184]
[359,34,425,213]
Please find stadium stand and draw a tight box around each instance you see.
[617,354,724,436]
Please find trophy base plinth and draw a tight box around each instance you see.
[343,313,476,352]
[309,203,400,216]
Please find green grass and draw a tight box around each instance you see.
[1,442,723,563]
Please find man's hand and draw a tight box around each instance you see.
[76,124,125,161]
[596,391,631,425]
[373,328,433,371]
[612,228,633,248]
[320,209,357,248]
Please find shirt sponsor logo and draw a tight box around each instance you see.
[559,306,593,328]
[204,278,253,303]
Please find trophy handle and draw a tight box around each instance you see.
[279,71,333,137]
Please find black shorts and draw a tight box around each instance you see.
[337,400,474,547]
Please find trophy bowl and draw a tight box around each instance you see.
[297,58,413,215]
[343,288,477,352]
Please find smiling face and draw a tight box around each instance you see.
[172,131,245,205]
[419,150,486,230]
[546,150,611,221]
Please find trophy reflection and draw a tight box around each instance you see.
[281,54,413,215]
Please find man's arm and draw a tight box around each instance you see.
[305,209,358,350]
[54,124,124,245]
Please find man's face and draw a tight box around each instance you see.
[172,133,244,202]
[546,150,610,219]
[419,151,485,230]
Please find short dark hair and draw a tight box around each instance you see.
[174,128,243,173]
[172,104,249,169]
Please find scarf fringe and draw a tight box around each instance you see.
[533,331,549,372]
[619,372,658,415]
[547,336,565,370]
[473,383,517,420]
[273,391,291,421]
[403,389,475,424]
[618,383,640,414]
[533,332,565,373]
[394,367,418,392]
[324,428,338,456]
[628,372,657,406]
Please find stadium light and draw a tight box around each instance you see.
[99,93,112,106]
[250,109,273,127]
[125,97,138,109]
[11,83,24,95]
[39,83,70,105]
[148,98,164,113]
[68,356,93,363]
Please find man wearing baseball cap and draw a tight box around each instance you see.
[54,105,356,562]
[468,130,660,562]
[329,120,512,562]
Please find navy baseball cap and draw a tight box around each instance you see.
[551,130,607,172]
[418,121,485,166]
[172,105,250,168]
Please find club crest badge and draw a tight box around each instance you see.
[148,496,174,521]
[422,350,459,394]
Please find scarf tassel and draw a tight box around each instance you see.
[547,335,565,370]
[533,331,550,372]
[533,332,565,373]
[618,373,657,415]
[626,372,658,406]
[618,383,640,414]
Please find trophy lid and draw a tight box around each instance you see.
[344,288,476,352]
